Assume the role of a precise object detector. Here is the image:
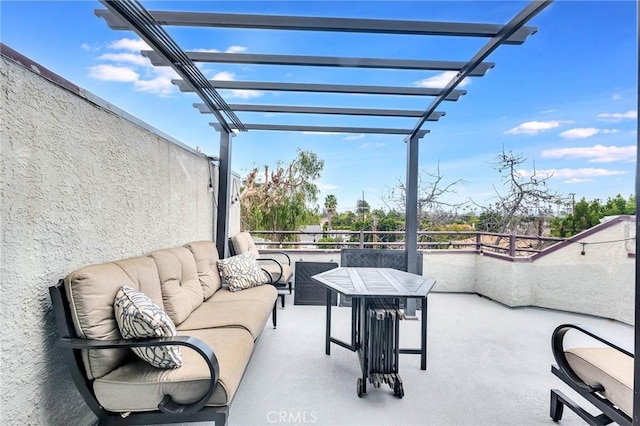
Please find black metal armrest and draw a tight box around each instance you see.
[60,335,220,415]
[259,250,291,265]
[551,324,633,393]
[256,258,284,283]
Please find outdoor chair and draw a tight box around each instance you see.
[550,324,633,426]
[229,231,293,308]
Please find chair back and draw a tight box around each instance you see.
[229,232,260,258]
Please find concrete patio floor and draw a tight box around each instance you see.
[224,292,632,426]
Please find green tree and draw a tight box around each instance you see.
[550,194,636,237]
[240,149,324,241]
[324,194,338,230]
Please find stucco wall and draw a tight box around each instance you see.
[1,55,216,424]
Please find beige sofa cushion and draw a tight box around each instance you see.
[150,247,204,326]
[229,232,260,259]
[65,256,164,380]
[208,285,277,304]
[177,298,274,339]
[566,347,633,417]
[93,327,255,411]
[184,241,222,299]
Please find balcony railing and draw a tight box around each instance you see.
[248,230,566,257]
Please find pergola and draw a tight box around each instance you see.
[94,1,640,423]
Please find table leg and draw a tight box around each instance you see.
[421,296,428,370]
[326,288,332,355]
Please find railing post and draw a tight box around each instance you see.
[359,230,364,249]
[476,233,482,252]
[509,234,516,257]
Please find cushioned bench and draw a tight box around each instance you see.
[50,240,278,425]
[550,324,633,426]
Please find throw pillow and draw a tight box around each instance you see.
[217,252,269,292]
[113,286,183,369]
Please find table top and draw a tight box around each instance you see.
[311,267,436,298]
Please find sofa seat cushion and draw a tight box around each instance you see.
[184,241,222,299]
[177,299,274,339]
[150,247,204,326]
[94,327,255,411]
[260,262,293,285]
[565,347,633,417]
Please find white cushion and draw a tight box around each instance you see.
[217,252,268,292]
[114,286,183,369]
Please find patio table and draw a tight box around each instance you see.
[311,267,436,397]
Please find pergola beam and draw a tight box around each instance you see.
[144,51,494,76]
[174,80,466,100]
[95,9,537,45]
[211,123,429,137]
[409,0,552,139]
[194,103,445,119]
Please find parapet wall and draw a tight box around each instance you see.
[1,49,216,424]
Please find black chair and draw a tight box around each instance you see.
[550,324,632,426]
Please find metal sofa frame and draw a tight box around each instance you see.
[550,324,632,426]
[49,280,228,425]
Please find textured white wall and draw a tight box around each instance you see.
[1,56,215,424]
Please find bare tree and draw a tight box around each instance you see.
[382,162,467,227]
[474,150,563,236]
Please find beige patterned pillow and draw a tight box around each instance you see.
[217,252,269,292]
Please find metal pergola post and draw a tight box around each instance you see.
[404,134,420,316]
[216,130,232,259]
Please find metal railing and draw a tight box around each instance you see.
[248,230,566,257]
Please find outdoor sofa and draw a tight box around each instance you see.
[550,324,633,426]
[49,240,278,425]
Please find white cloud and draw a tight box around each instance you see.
[541,144,636,163]
[541,109,556,114]
[413,71,470,89]
[98,53,151,67]
[612,94,622,101]
[559,127,619,139]
[597,110,637,121]
[212,71,235,81]
[519,168,627,179]
[193,48,220,53]
[318,183,338,191]
[564,178,592,184]
[88,64,139,82]
[343,134,364,141]
[226,45,247,53]
[108,38,150,52]
[505,120,569,135]
[301,131,343,135]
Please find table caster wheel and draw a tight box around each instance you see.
[393,379,404,398]
[357,378,365,398]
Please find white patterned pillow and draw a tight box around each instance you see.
[113,286,183,369]
[217,252,269,292]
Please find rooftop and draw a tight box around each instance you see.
[228,292,632,426]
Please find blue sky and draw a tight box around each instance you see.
[2,1,637,213]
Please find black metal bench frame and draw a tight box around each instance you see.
[49,280,229,425]
[550,324,632,426]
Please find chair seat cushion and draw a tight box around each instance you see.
[208,285,277,304]
[260,262,293,285]
[565,347,633,417]
[93,327,255,412]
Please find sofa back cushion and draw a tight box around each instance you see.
[229,232,260,259]
[149,247,204,325]
[64,256,164,380]
[184,241,222,299]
